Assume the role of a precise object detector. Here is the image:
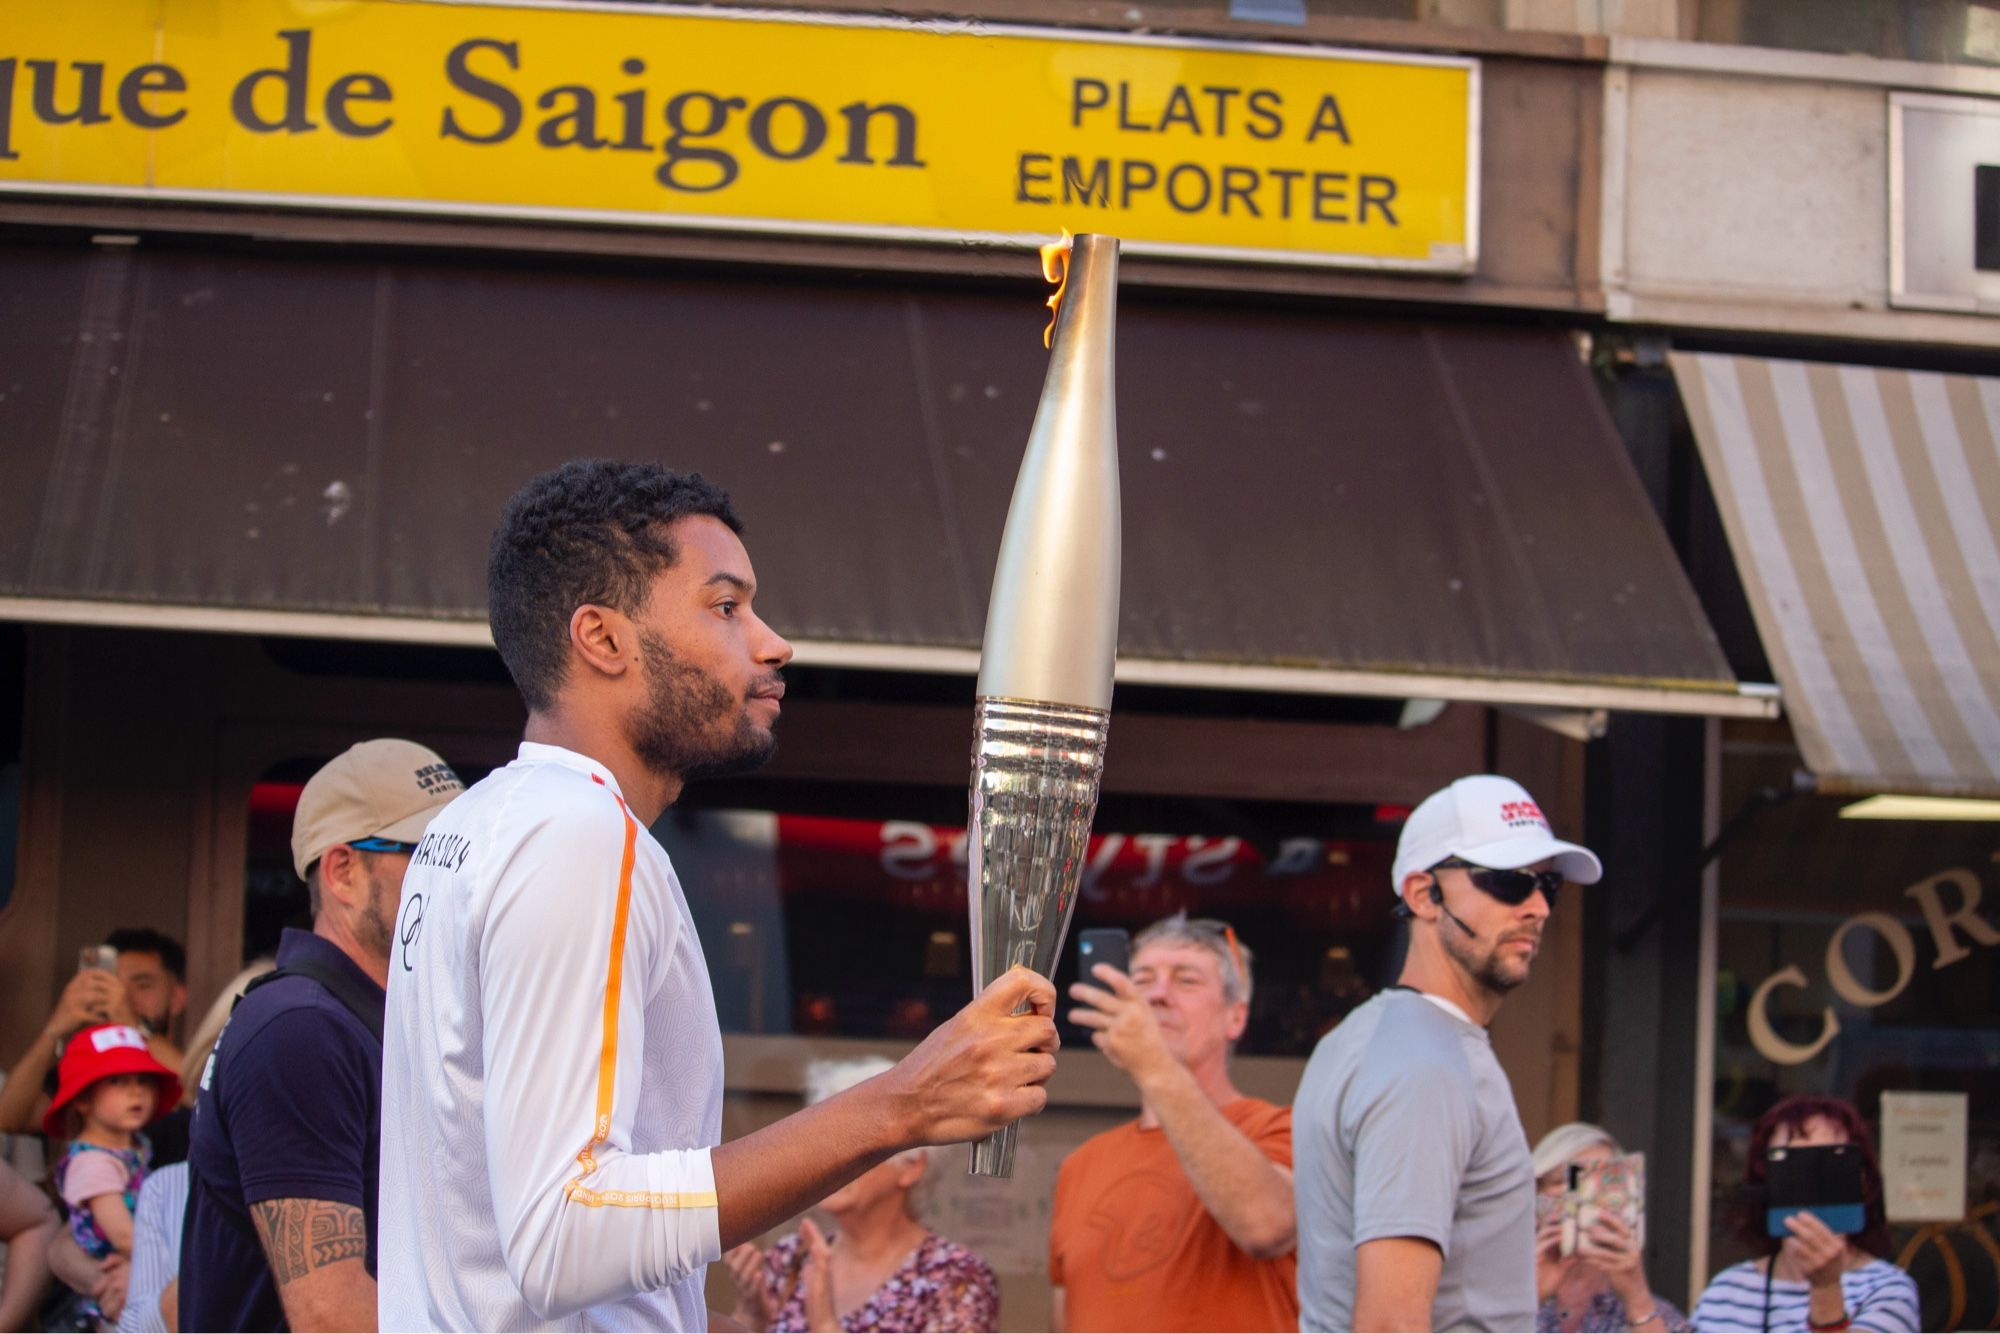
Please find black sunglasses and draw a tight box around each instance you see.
[1432,858,1563,909]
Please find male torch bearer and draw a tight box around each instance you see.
[965,233,1122,1178]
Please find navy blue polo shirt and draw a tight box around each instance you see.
[181,929,383,1332]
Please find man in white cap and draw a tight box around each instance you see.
[1292,774,1602,1333]
[181,739,463,1333]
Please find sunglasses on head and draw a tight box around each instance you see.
[1431,858,1563,909]
[1182,917,1249,986]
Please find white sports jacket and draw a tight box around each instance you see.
[379,742,723,1330]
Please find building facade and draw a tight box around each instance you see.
[3,1,1996,1326]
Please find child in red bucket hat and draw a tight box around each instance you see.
[44,1022,183,1325]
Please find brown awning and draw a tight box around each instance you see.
[1,238,1762,716]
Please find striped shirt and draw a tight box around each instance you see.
[379,743,724,1331]
[116,1161,187,1334]
[1691,1258,1920,1332]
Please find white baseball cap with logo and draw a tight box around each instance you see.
[291,738,466,879]
[1390,774,1603,897]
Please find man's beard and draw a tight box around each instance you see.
[630,629,779,782]
[1442,918,1535,996]
[354,855,398,965]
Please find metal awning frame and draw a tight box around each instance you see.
[0,595,1781,720]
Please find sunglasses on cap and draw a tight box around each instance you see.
[1431,858,1563,910]
[349,837,419,855]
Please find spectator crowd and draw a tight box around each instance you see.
[0,772,1929,1334]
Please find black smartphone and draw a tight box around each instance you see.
[1765,1143,1867,1237]
[1076,927,1131,981]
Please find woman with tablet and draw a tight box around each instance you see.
[1692,1096,1919,1333]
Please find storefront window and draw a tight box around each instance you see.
[665,783,1403,1057]
[1707,727,2000,1328]
[1697,0,2000,66]
[245,765,315,962]
[242,760,1409,1059]
[1399,0,2000,66]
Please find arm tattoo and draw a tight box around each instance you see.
[248,1198,369,1286]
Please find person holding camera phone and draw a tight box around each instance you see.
[1691,1095,1918,1333]
[1530,1123,1690,1333]
[0,930,190,1151]
[2,931,189,1329]
[1050,912,1298,1332]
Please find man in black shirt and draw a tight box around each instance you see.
[181,739,461,1332]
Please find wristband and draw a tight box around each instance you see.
[1626,1306,1658,1327]
[1806,1315,1849,1332]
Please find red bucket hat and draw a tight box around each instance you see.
[42,1023,183,1138]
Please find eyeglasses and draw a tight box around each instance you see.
[348,838,419,855]
[1432,858,1563,910]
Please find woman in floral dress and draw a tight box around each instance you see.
[723,1058,998,1333]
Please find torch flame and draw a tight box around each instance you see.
[1039,228,1073,349]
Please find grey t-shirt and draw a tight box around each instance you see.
[1293,989,1535,1333]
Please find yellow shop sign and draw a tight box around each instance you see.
[0,0,1478,271]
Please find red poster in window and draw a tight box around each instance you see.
[771,814,1390,931]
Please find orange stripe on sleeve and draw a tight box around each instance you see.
[561,776,710,1210]
[568,775,636,1181]
[564,1185,720,1210]
[595,790,639,1138]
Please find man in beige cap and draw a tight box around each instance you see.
[182,739,461,1333]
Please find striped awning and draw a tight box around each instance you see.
[1674,351,2000,796]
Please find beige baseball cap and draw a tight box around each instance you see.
[291,739,465,879]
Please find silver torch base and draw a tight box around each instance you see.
[965,696,1110,1177]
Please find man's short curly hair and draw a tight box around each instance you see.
[488,460,742,712]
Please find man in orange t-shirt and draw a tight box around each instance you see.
[1050,913,1298,1332]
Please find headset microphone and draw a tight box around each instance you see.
[1429,882,1480,940]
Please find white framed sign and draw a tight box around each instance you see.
[1891,91,2000,314]
[1880,1090,1968,1223]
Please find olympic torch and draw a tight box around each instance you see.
[965,233,1122,1178]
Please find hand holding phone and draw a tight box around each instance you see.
[1069,927,1183,1085]
[1560,1152,1646,1259]
[47,956,121,1039]
[1076,928,1130,981]
[1778,1209,1851,1290]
